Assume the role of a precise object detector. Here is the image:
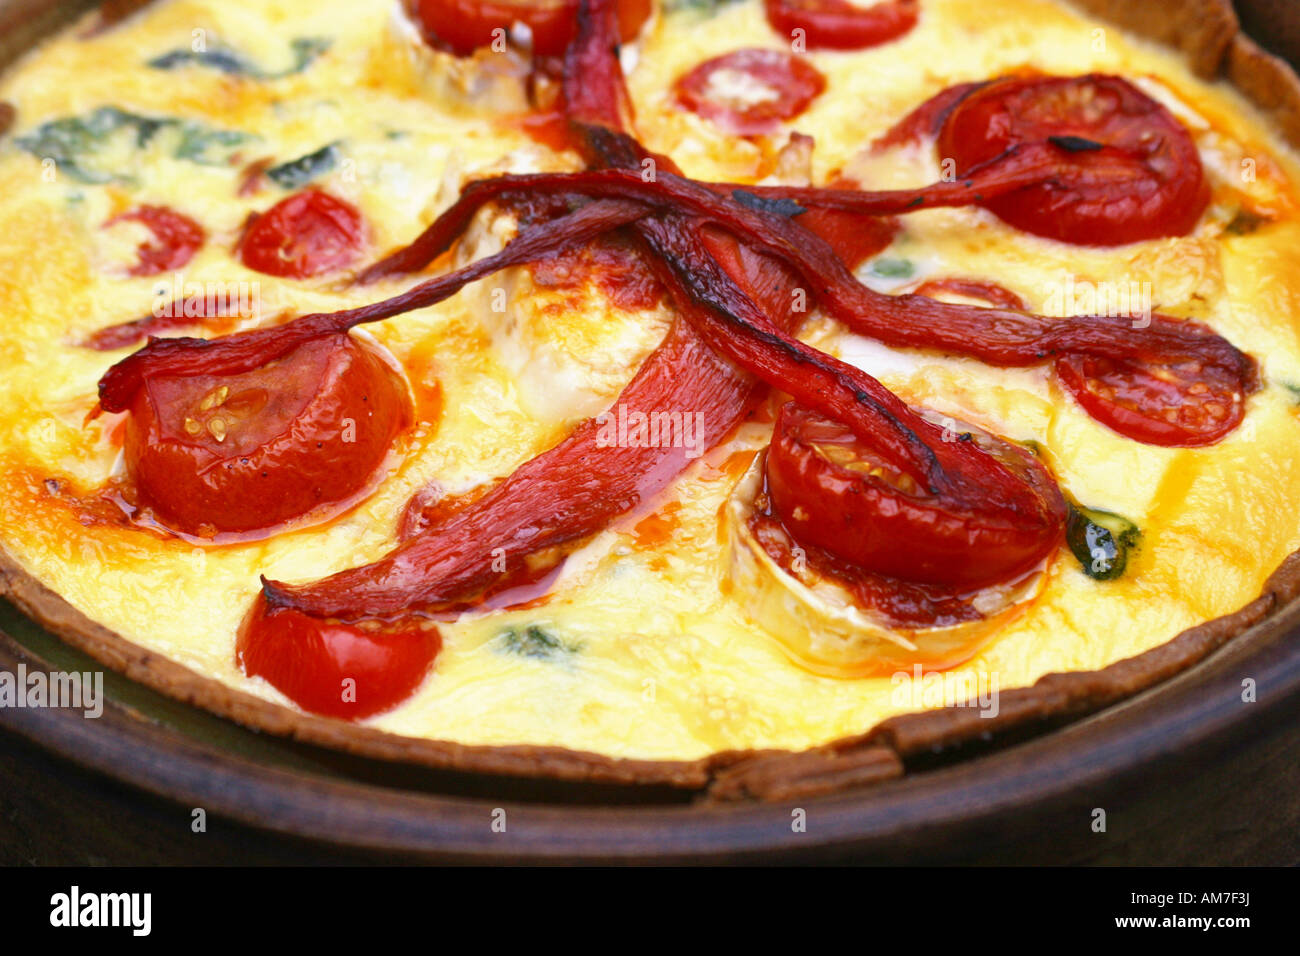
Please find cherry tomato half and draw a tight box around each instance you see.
[125,332,412,539]
[872,80,985,150]
[673,48,826,136]
[239,595,441,720]
[408,0,651,57]
[936,74,1208,245]
[104,205,205,277]
[238,189,365,279]
[764,0,918,51]
[1055,352,1248,447]
[766,403,1065,589]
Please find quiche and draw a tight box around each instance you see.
[1,0,1299,799]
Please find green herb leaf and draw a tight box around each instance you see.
[663,0,745,14]
[868,257,914,279]
[266,143,339,189]
[147,48,255,75]
[172,122,255,165]
[14,107,254,182]
[285,37,332,75]
[147,36,331,79]
[14,107,167,184]
[1066,501,1140,581]
[498,625,582,661]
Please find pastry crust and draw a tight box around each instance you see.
[2,0,1300,799]
[1066,0,1238,79]
[1227,31,1300,144]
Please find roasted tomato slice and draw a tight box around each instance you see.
[238,189,365,278]
[239,595,441,719]
[936,74,1208,245]
[764,0,918,51]
[104,205,205,277]
[125,332,412,539]
[1055,352,1247,447]
[408,0,651,57]
[673,48,826,136]
[766,403,1065,589]
[873,80,986,149]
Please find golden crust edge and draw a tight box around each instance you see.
[1,0,1299,799]
[5,537,1300,799]
[1065,0,1239,80]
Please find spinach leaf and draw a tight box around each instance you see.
[1066,501,1140,581]
[15,106,169,184]
[14,106,254,183]
[147,36,331,79]
[285,37,332,75]
[498,625,582,661]
[867,257,914,279]
[172,122,255,165]
[147,48,254,74]
[266,143,339,189]
[664,0,745,14]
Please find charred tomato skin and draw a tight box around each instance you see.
[125,333,412,539]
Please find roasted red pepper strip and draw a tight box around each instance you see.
[257,3,1054,617]
[606,210,1066,591]
[231,0,1248,718]
[360,134,1137,282]
[360,141,1058,281]
[710,138,1153,216]
[96,198,649,413]
[258,0,807,619]
[339,164,1259,447]
[260,312,763,617]
[639,215,1041,507]
[912,278,1026,310]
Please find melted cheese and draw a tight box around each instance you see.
[0,0,1298,760]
